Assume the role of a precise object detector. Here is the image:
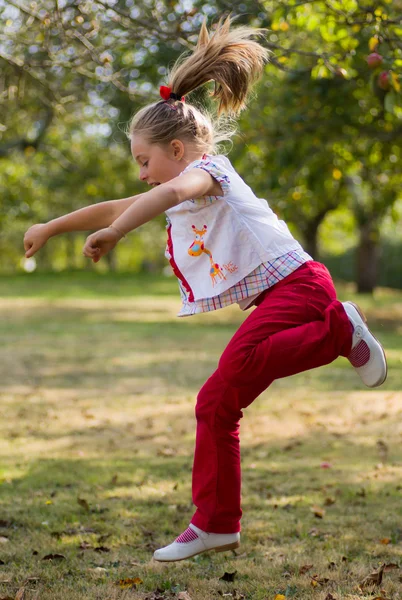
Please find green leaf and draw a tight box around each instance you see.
[384,90,398,115]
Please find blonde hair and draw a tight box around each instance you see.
[128,16,269,155]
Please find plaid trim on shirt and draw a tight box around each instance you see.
[177,250,313,317]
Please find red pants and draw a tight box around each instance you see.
[190,261,353,534]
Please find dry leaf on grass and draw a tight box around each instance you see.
[219,571,237,582]
[311,506,326,518]
[359,563,385,588]
[177,593,192,600]
[15,587,25,600]
[77,497,90,511]
[157,447,177,457]
[117,577,143,589]
[42,553,66,561]
[310,575,330,586]
[299,564,313,574]
[79,541,93,550]
[94,546,110,553]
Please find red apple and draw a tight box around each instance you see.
[366,52,383,69]
[377,71,391,91]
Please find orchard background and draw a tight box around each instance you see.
[0,0,402,291]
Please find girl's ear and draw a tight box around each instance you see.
[170,139,185,161]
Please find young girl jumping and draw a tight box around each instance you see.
[24,17,387,563]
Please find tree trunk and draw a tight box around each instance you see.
[37,242,52,271]
[356,220,380,294]
[105,248,117,272]
[65,233,77,270]
[303,212,330,260]
[304,226,319,259]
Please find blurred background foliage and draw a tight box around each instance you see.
[0,0,401,292]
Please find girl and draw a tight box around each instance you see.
[24,17,387,563]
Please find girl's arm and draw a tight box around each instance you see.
[45,193,144,238]
[110,169,217,235]
[82,169,219,262]
[24,194,143,258]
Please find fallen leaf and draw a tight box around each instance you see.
[77,497,90,511]
[0,537,9,544]
[311,575,330,586]
[42,553,66,561]
[15,587,25,600]
[324,594,337,600]
[384,563,399,570]
[117,577,143,589]
[274,595,286,600]
[320,462,332,469]
[111,475,118,485]
[311,506,326,519]
[359,563,385,588]
[283,440,302,451]
[157,447,176,457]
[308,528,320,537]
[377,440,388,462]
[380,538,391,545]
[299,564,313,574]
[94,546,110,553]
[324,497,336,506]
[177,593,192,600]
[91,567,107,574]
[220,571,237,582]
[79,542,93,550]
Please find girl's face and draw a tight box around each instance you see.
[131,134,188,188]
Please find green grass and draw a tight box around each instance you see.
[0,272,401,600]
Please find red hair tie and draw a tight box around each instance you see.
[159,85,185,102]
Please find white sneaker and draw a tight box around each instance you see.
[342,301,387,388]
[153,524,240,562]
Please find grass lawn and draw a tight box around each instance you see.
[0,271,401,600]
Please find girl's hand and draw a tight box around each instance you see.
[24,223,51,258]
[82,227,122,263]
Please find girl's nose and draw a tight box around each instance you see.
[139,168,147,181]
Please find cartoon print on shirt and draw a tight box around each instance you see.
[188,225,238,287]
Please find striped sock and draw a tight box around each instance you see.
[175,527,199,544]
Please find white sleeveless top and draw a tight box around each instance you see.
[165,154,308,316]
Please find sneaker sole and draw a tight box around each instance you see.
[348,302,388,387]
[154,540,240,562]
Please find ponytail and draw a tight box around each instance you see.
[129,17,269,153]
[168,16,269,116]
